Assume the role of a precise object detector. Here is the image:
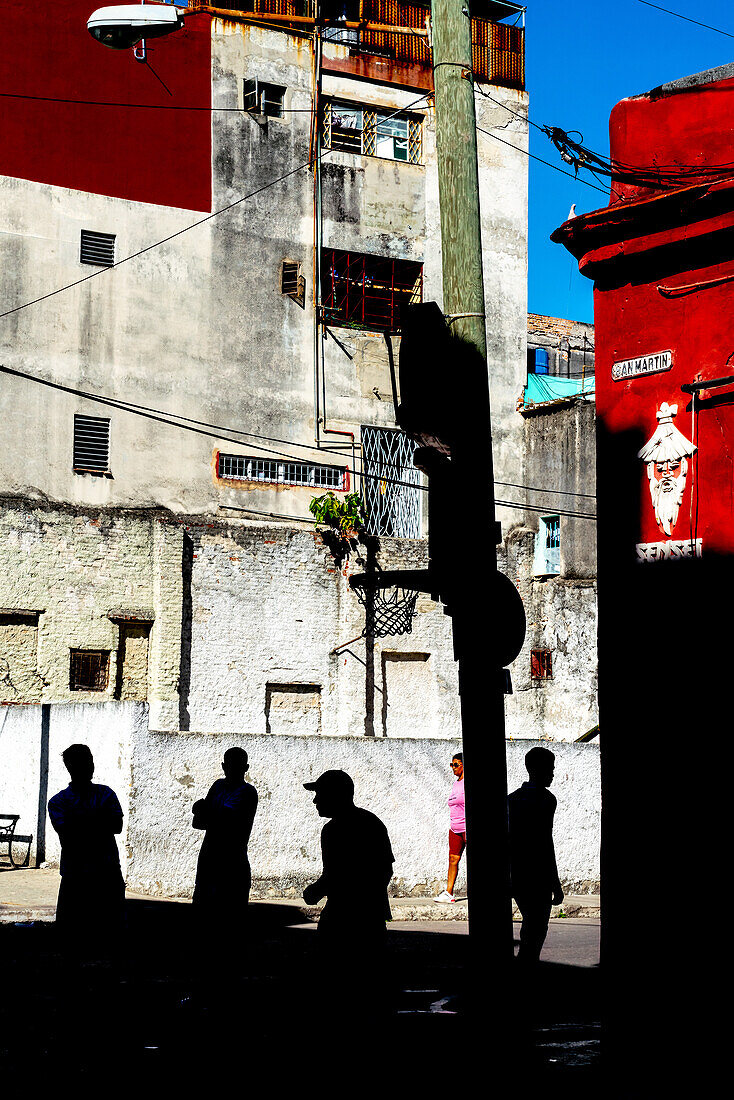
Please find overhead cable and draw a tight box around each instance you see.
[0,362,596,515]
[0,91,432,324]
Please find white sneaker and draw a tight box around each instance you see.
[434,890,456,903]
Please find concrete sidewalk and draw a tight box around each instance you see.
[0,867,600,924]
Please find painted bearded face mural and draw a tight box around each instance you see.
[637,402,697,537]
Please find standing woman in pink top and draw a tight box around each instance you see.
[435,753,465,903]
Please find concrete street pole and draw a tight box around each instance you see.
[430,0,515,985]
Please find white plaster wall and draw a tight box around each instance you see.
[128,724,601,899]
[1,703,599,895]
[0,702,136,874]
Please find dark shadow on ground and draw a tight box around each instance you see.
[0,900,601,1087]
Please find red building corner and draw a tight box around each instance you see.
[553,63,734,1085]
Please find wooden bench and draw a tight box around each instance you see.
[0,815,32,868]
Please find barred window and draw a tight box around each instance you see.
[218,454,348,491]
[321,248,422,332]
[533,514,560,576]
[323,100,422,164]
[530,648,553,681]
[70,650,110,692]
[361,426,421,538]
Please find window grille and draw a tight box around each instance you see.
[218,453,348,491]
[321,248,422,331]
[70,650,110,692]
[323,100,422,164]
[244,79,285,118]
[533,514,560,576]
[73,414,110,475]
[530,648,553,680]
[361,426,421,538]
[80,230,115,267]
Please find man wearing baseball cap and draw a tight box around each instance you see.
[303,769,394,961]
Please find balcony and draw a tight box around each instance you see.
[198,1,525,90]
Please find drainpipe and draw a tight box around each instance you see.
[312,13,357,490]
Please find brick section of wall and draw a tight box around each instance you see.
[0,503,179,717]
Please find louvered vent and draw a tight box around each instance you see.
[73,415,110,474]
[80,230,116,267]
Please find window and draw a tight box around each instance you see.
[321,248,422,331]
[218,453,348,491]
[281,260,305,305]
[281,261,301,295]
[361,427,421,538]
[533,515,560,576]
[244,79,285,119]
[528,347,550,375]
[69,649,110,692]
[73,415,110,475]
[80,230,116,267]
[323,101,422,164]
[530,649,553,680]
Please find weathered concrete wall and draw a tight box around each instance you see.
[0,24,528,531]
[0,503,464,736]
[502,525,598,743]
[523,402,597,578]
[0,502,181,726]
[0,703,600,897]
[1,500,600,742]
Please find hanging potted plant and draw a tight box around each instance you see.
[308,491,367,544]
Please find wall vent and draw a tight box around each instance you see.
[80,230,116,267]
[73,414,110,475]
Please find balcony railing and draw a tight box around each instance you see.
[200,1,525,89]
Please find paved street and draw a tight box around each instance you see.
[0,878,600,1088]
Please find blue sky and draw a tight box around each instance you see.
[524,0,734,323]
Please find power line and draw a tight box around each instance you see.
[0,91,432,324]
[0,362,596,515]
[636,0,734,39]
[475,125,611,197]
[0,90,316,112]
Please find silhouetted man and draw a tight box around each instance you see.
[303,769,394,1021]
[192,747,258,927]
[508,746,564,966]
[48,743,125,946]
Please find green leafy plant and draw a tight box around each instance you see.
[309,491,367,539]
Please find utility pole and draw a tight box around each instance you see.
[430,0,515,985]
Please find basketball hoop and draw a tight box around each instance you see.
[349,568,430,638]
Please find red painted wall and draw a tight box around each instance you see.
[609,78,734,204]
[591,81,734,558]
[0,1,212,211]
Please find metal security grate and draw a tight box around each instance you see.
[323,101,423,164]
[218,453,348,490]
[530,648,553,680]
[321,248,423,331]
[73,415,110,474]
[361,426,421,538]
[70,650,110,692]
[80,230,116,267]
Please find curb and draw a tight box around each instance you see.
[0,890,600,925]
